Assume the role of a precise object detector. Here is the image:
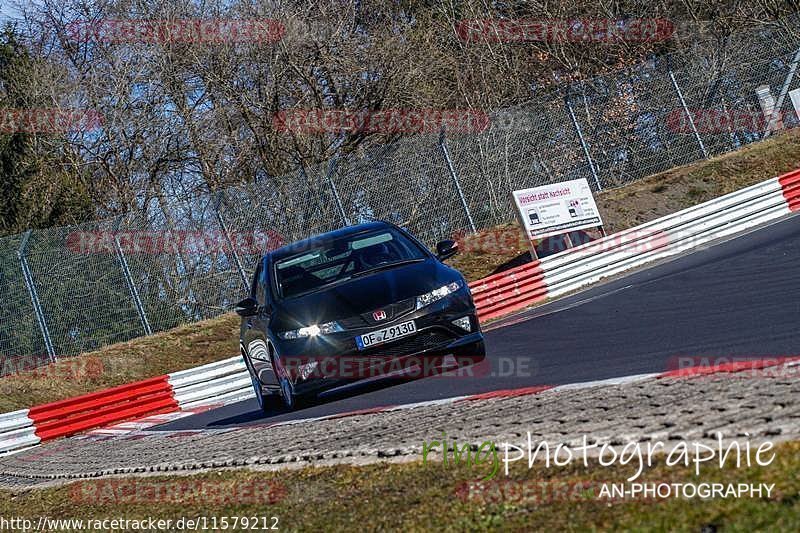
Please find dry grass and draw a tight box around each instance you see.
[0,313,240,412]
[2,440,799,531]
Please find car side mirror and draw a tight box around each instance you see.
[235,297,259,317]
[435,239,459,261]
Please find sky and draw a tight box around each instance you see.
[0,1,25,23]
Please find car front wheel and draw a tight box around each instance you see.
[252,374,284,414]
[278,374,296,410]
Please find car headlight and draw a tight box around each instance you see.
[278,321,344,340]
[416,281,462,310]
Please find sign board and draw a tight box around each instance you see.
[512,178,603,240]
[755,85,783,131]
[789,87,800,121]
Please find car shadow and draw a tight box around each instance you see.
[204,375,417,427]
[491,251,532,274]
[206,358,489,427]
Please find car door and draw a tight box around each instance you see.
[243,258,279,391]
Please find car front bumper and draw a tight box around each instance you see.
[269,291,484,395]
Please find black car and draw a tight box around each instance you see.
[235,221,485,411]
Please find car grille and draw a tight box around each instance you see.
[339,297,417,329]
[360,331,454,358]
[339,315,368,329]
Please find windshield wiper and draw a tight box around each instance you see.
[350,258,425,279]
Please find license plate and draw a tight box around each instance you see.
[355,320,417,350]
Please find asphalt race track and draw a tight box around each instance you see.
[155,214,800,431]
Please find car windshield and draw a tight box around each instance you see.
[273,228,428,299]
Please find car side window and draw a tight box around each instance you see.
[251,262,262,300]
[256,260,268,305]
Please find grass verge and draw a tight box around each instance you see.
[0,314,240,412]
[1,129,799,410]
[2,440,798,531]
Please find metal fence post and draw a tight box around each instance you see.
[565,91,602,191]
[439,128,476,233]
[763,46,800,139]
[17,230,56,362]
[113,216,152,336]
[669,69,709,158]
[213,191,249,291]
[325,155,350,226]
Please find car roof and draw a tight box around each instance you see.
[268,221,396,261]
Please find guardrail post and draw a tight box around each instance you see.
[17,230,56,362]
[213,191,249,291]
[668,69,709,158]
[325,155,350,226]
[113,216,152,336]
[763,46,800,139]
[439,127,476,233]
[565,91,602,191]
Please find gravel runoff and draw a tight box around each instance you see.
[0,365,799,490]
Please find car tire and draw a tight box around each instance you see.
[278,374,296,410]
[246,345,298,413]
[251,374,282,414]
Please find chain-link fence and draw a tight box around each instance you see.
[2,26,800,374]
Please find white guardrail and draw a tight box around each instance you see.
[0,409,40,457]
[167,355,254,409]
[0,357,253,457]
[538,177,792,298]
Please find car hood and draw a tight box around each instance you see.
[271,260,460,330]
